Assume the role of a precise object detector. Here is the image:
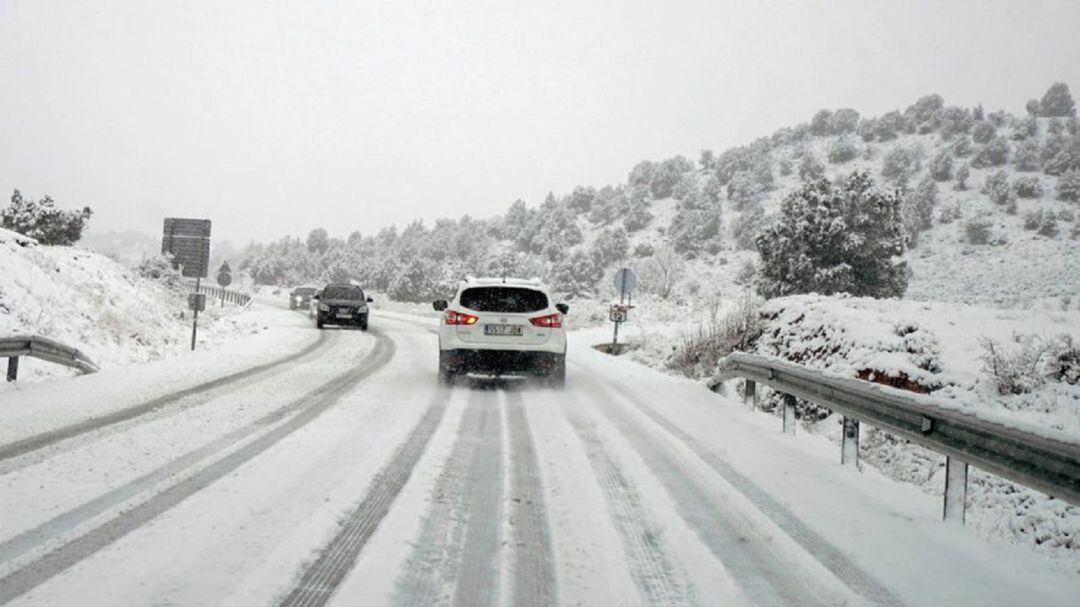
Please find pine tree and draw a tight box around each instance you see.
[755,172,908,299]
[1039,82,1076,118]
[1,190,93,245]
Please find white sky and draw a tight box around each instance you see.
[2,0,1078,244]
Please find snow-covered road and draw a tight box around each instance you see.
[0,303,1076,606]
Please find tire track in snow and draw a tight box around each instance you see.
[392,387,504,607]
[561,395,691,607]
[0,330,395,605]
[583,371,902,600]
[592,374,906,607]
[0,328,332,465]
[274,385,452,607]
[503,390,556,607]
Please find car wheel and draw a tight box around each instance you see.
[545,354,566,387]
[438,351,455,385]
[317,317,324,330]
[359,319,369,331]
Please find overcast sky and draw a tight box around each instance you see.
[1,0,1078,245]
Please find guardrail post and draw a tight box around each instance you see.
[841,417,859,467]
[943,457,968,525]
[744,379,756,410]
[782,393,796,435]
[6,356,18,382]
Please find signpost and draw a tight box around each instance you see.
[216,261,232,307]
[611,267,637,347]
[163,218,211,351]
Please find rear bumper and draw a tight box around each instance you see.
[440,349,563,376]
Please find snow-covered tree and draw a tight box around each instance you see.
[954,162,971,190]
[972,121,996,144]
[829,108,860,134]
[1,190,93,246]
[306,228,329,254]
[637,246,685,299]
[905,176,938,239]
[1039,82,1076,118]
[1014,139,1042,172]
[1013,176,1043,199]
[755,172,908,299]
[881,145,921,186]
[549,249,602,298]
[930,150,953,181]
[1058,169,1080,202]
[798,153,825,181]
[826,136,857,164]
[971,136,1009,168]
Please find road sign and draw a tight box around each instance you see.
[614,267,637,296]
[162,218,211,278]
[187,292,206,312]
[216,261,232,287]
[609,304,629,323]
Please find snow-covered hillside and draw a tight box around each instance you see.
[0,228,265,384]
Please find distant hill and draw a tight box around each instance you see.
[237,83,1080,309]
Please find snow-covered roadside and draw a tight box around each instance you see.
[0,303,318,444]
[561,294,1080,564]
[0,228,269,385]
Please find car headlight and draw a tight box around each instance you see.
[319,303,330,311]
[294,296,302,302]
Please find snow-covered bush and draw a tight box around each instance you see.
[953,162,970,190]
[1057,169,1080,202]
[972,121,996,144]
[983,170,1016,208]
[135,254,183,290]
[756,172,908,299]
[732,201,767,250]
[971,136,1009,168]
[929,150,953,181]
[881,145,921,186]
[1,190,93,246]
[549,249,602,298]
[938,203,962,225]
[979,334,1055,395]
[826,136,857,164]
[1038,82,1076,118]
[798,153,825,181]
[1048,336,1080,385]
[963,218,992,244]
[1014,139,1042,172]
[669,294,764,378]
[1013,176,1043,198]
[904,176,937,239]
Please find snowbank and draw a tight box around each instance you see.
[0,229,267,384]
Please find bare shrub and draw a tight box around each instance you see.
[979,335,1055,395]
[669,295,764,379]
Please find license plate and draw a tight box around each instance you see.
[484,324,522,336]
[336,312,352,318]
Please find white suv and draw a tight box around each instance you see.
[433,277,568,385]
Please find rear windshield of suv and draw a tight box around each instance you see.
[459,287,548,313]
[323,285,363,300]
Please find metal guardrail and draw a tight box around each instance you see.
[189,283,252,307]
[708,352,1080,523]
[1,335,100,381]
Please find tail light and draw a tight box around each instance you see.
[530,313,562,328]
[445,310,479,325]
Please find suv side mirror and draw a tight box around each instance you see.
[313,292,321,301]
[433,299,448,311]
[556,303,569,314]
[366,296,374,303]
